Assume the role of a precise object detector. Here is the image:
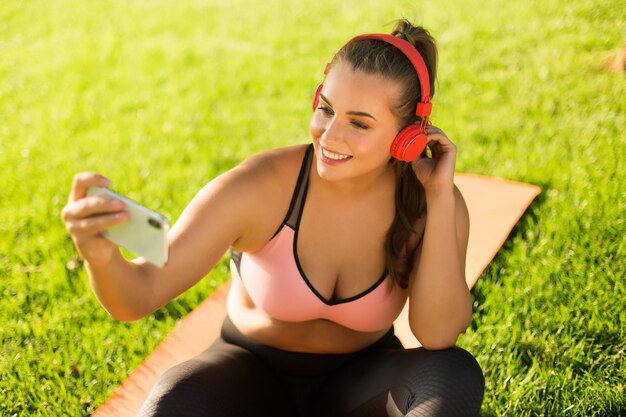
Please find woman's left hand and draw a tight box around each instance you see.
[411,126,457,193]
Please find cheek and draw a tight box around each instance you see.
[365,131,396,160]
[355,141,390,161]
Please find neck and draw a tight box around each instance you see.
[311,160,396,200]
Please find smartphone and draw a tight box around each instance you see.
[87,186,169,267]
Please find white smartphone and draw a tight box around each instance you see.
[87,186,169,267]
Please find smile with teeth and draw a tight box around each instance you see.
[321,147,352,161]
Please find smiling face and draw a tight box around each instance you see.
[309,63,403,184]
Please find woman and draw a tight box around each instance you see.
[62,19,484,417]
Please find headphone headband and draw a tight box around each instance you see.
[348,34,432,119]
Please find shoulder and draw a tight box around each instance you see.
[234,144,309,183]
[214,144,308,201]
[201,144,309,250]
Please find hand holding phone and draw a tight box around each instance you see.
[87,187,169,267]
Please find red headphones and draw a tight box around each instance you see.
[312,34,432,162]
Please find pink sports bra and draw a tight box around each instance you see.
[230,145,407,332]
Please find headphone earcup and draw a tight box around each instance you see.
[312,84,323,112]
[390,125,428,162]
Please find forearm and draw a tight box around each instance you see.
[85,252,156,321]
[409,188,472,349]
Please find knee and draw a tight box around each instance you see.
[138,360,216,416]
[440,347,484,394]
[405,347,485,414]
[417,347,484,391]
[153,359,208,397]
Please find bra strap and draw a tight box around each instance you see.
[285,144,314,229]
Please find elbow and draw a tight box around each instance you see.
[411,316,472,351]
[416,332,461,351]
[422,342,457,351]
[111,312,144,323]
[104,305,151,322]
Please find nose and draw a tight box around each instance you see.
[310,112,342,144]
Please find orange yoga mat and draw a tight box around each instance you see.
[92,173,540,417]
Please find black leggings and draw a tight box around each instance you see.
[138,317,484,416]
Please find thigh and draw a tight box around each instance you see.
[138,338,296,417]
[319,347,484,417]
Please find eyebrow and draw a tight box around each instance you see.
[319,93,378,121]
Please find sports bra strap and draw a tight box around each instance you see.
[284,144,314,229]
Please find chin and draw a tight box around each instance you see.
[315,159,346,182]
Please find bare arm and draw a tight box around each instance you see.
[62,153,282,321]
[407,126,473,349]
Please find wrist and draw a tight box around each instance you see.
[424,183,455,201]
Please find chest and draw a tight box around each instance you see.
[297,189,395,302]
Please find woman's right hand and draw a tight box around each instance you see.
[61,172,130,267]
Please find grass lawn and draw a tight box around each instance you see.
[1,0,624,415]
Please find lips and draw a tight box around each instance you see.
[321,146,352,161]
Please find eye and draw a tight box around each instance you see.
[317,105,334,117]
[351,120,370,130]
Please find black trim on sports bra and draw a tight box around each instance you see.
[280,144,314,234]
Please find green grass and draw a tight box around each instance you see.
[1,0,624,415]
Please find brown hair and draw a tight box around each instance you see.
[329,19,438,289]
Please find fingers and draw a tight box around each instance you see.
[62,172,128,264]
[425,126,452,144]
[424,126,456,158]
[412,126,457,188]
[63,194,123,218]
[68,172,111,203]
[64,210,129,236]
[62,171,129,236]
[62,194,128,229]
